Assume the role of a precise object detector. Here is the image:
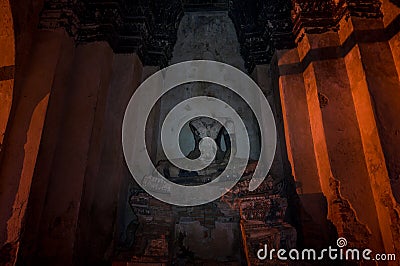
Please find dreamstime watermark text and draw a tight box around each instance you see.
[257,237,396,262]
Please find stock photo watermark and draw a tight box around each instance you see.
[257,237,396,262]
[122,60,276,206]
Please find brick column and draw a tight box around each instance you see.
[276,48,336,249]
[276,0,400,255]
[0,29,73,264]
[382,0,400,79]
[75,54,143,265]
[25,42,114,265]
[300,30,388,251]
[0,0,15,151]
[336,7,400,254]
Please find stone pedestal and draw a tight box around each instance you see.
[124,160,295,265]
[236,179,296,266]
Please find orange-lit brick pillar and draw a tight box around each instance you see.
[378,0,400,202]
[275,48,337,249]
[276,0,400,256]
[300,31,387,252]
[0,0,16,261]
[338,0,400,204]
[0,0,15,158]
[15,46,144,265]
[384,1,400,80]
[337,9,400,255]
[24,42,114,265]
[0,29,73,264]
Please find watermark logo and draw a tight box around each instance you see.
[257,237,396,262]
[336,237,347,248]
[122,60,276,206]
